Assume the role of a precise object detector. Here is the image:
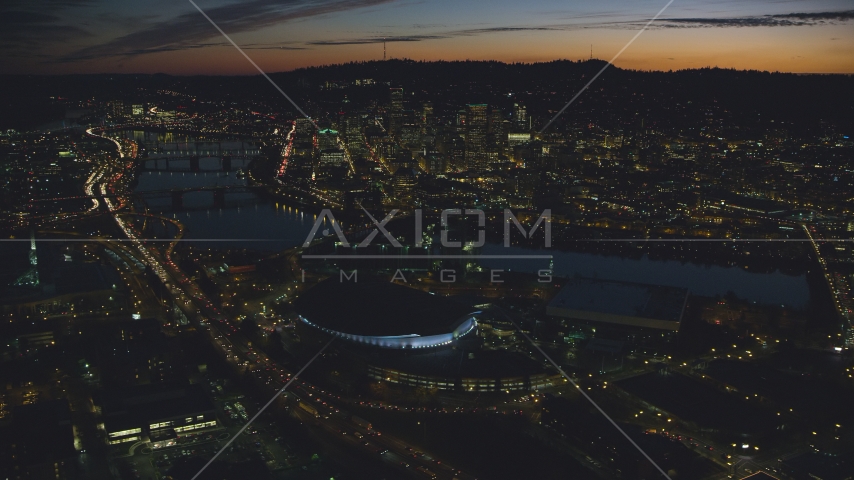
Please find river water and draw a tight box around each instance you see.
[132,153,810,308]
[134,158,317,251]
[479,244,810,308]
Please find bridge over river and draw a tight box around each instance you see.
[141,154,259,172]
[29,185,266,210]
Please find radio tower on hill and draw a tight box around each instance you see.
[383,38,386,60]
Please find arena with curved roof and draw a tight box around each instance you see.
[294,278,479,349]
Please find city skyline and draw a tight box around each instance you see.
[1,1,853,477]
[2,0,853,75]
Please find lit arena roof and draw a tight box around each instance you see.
[295,277,478,338]
[546,278,689,331]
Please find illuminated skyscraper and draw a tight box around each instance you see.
[343,112,367,156]
[393,167,418,203]
[390,88,404,111]
[295,118,315,139]
[465,104,488,170]
[421,102,434,131]
[388,88,404,136]
[111,100,124,119]
[513,102,528,129]
[317,129,339,151]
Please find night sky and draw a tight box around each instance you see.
[2,0,852,75]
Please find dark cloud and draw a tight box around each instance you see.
[657,9,854,28]
[309,34,447,45]
[0,10,92,51]
[308,8,854,49]
[102,42,306,57]
[0,11,61,24]
[109,43,224,57]
[309,25,566,46]
[660,17,796,27]
[93,11,163,30]
[57,0,397,61]
[0,0,96,10]
[0,1,100,56]
[242,44,308,50]
[457,26,558,34]
[774,10,854,21]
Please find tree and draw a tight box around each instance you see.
[240,318,259,334]
[369,381,388,400]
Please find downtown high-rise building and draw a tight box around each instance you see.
[111,100,124,119]
[390,88,404,111]
[513,102,528,130]
[421,102,434,132]
[343,112,367,157]
[295,118,315,140]
[388,88,404,136]
[465,104,488,171]
[317,128,339,151]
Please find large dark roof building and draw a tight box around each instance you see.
[295,277,479,349]
[368,348,563,393]
[0,400,77,480]
[99,383,218,448]
[546,278,689,331]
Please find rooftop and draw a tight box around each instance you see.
[372,348,548,379]
[547,278,688,331]
[100,383,215,432]
[739,473,781,480]
[295,277,477,337]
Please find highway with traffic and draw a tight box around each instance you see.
[85,126,478,480]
